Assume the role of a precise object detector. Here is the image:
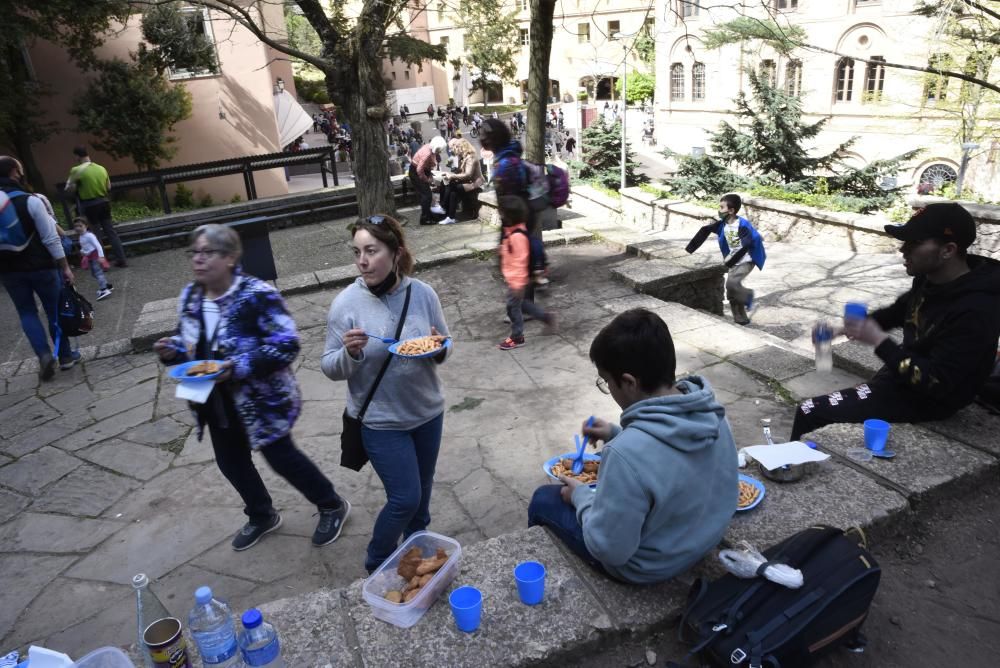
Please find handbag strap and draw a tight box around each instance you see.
[357,283,411,421]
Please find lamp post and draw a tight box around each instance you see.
[613,32,633,191]
[275,77,285,95]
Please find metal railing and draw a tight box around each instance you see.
[55,147,340,224]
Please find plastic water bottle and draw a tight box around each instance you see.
[133,573,170,668]
[814,321,833,372]
[188,587,243,667]
[238,609,283,668]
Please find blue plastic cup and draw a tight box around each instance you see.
[514,561,546,605]
[864,419,890,452]
[844,302,868,322]
[449,586,483,633]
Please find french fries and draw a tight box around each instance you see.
[396,335,447,356]
[738,480,760,508]
[550,458,599,484]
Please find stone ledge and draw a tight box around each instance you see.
[807,422,999,506]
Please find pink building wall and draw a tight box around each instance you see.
[20,9,290,203]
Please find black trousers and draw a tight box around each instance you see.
[409,167,433,224]
[81,200,126,263]
[790,372,955,441]
[206,391,341,525]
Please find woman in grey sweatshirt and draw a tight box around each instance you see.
[322,215,450,573]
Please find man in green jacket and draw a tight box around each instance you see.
[65,146,126,267]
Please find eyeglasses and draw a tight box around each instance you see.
[185,248,223,259]
[595,375,610,395]
[367,215,387,225]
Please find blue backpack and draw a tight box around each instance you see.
[0,189,33,252]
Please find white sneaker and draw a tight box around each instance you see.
[430,204,446,215]
[438,217,457,225]
[96,287,113,301]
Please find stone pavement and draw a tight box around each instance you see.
[0,229,914,660]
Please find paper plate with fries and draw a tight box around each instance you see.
[736,474,765,512]
[388,335,452,358]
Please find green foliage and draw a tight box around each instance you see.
[748,184,895,215]
[198,192,214,208]
[615,71,655,104]
[634,30,655,67]
[71,57,192,172]
[711,70,856,182]
[139,2,218,75]
[174,184,195,208]
[661,152,750,200]
[455,0,519,102]
[294,76,330,103]
[1,1,132,187]
[577,117,648,191]
[230,194,243,204]
[385,34,447,70]
[110,199,161,222]
[701,17,809,56]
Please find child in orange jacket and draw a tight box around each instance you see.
[498,196,555,350]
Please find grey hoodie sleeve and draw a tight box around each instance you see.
[27,196,66,261]
[320,296,365,381]
[571,447,649,567]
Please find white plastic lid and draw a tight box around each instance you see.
[195,586,213,605]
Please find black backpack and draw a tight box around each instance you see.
[674,525,880,668]
[58,284,94,337]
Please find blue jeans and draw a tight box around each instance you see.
[2,268,71,361]
[528,485,608,574]
[362,412,444,572]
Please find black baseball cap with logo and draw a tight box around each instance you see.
[884,202,976,250]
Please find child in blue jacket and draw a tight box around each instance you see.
[686,193,765,325]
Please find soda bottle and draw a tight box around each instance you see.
[188,587,243,667]
[814,321,833,372]
[238,609,284,668]
[133,573,170,668]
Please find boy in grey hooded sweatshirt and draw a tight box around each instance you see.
[528,308,738,584]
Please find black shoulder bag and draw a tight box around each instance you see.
[340,284,411,471]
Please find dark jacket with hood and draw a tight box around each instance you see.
[870,254,1000,414]
[571,376,738,584]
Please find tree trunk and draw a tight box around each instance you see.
[324,39,394,219]
[526,0,555,163]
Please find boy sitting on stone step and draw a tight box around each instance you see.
[527,308,738,584]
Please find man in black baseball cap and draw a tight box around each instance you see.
[791,202,1000,440]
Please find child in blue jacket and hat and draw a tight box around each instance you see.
[686,193,766,325]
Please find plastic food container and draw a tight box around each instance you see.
[362,531,462,628]
[71,647,136,667]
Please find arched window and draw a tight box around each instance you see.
[784,60,802,97]
[835,57,855,102]
[864,56,886,102]
[692,63,706,100]
[919,163,957,189]
[760,59,777,87]
[671,63,685,101]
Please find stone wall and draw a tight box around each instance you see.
[618,189,1000,259]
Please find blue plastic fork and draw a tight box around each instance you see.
[365,332,398,344]
[571,416,596,475]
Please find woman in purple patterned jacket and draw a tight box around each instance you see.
[153,224,349,552]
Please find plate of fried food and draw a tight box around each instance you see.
[388,335,452,358]
[543,452,601,487]
[168,360,226,382]
[736,474,765,512]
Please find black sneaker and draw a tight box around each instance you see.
[231,512,282,551]
[39,354,56,382]
[312,499,351,547]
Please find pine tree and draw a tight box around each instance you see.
[577,117,647,190]
[711,69,855,183]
